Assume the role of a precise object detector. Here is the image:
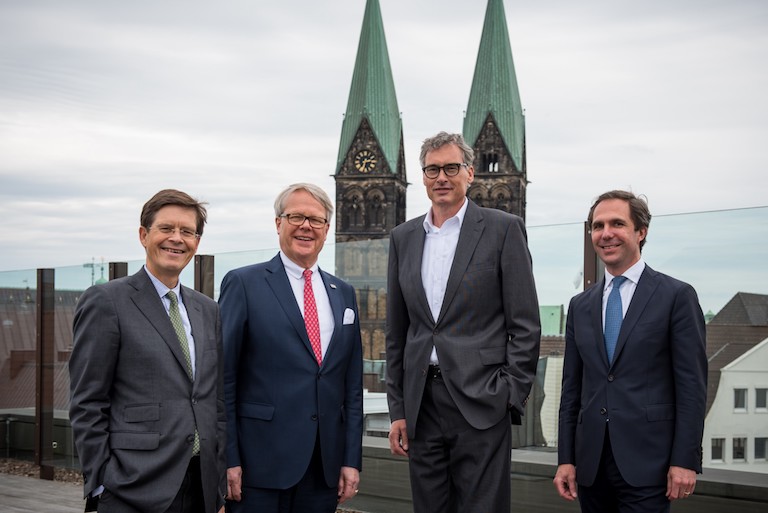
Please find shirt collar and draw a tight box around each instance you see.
[603,258,645,291]
[422,197,469,234]
[279,251,319,280]
[143,265,182,299]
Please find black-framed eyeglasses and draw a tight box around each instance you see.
[422,163,467,179]
[149,225,200,240]
[280,213,328,229]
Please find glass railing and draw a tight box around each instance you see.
[0,206,766,478]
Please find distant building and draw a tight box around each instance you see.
[706,293,768,414]
[703,337,768,473]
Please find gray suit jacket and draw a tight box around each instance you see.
[69,269,226,512]
[386,200,541,437]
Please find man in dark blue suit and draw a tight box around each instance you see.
[219,183,363,513]
[554,190,707,512]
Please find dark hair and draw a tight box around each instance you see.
[140,189,208,236]
[587,190,651,250]
[419,131,475,167]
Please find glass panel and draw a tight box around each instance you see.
[755,438,767,460]
[733,438,746,461]
[712,438,724,461]
[756,389,767,410]
[0,269,38,461]
[734,389,747,410]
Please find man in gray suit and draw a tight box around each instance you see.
[386,132,541,513]
[70,189,226,513]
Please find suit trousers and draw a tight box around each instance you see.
[578,426,670,513]
[408,371,511,513]
[97,455,204,513]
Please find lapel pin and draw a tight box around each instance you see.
[330,283,337,289]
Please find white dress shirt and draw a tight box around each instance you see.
[421,199,469,364]
[145,265,197,379]
[280,252,334,359]
[601,259,646,328]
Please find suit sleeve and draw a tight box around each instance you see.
[69,285,121,497]
[214,306,228,506]
[557,297,582,465]
[219,271,248,469]
[500,216,542,415]
[385,232,408,422]
[669,283,707,472]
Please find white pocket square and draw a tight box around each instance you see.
[343,308,355,325]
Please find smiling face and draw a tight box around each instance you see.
[276,190,330,269]
[139,205,200,288]
[590,198,647,276]
[422,143,474,224]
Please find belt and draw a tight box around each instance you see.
[427,365,442,380]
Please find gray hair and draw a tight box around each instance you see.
[273,183,334,222]
[419,131,475,167]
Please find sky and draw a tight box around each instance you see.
[1,0,766,281]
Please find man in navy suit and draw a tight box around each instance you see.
[554,190,707,512]
[219,183,363,513]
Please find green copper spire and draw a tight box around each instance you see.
[336,0,402,174]
[463,0,525,170]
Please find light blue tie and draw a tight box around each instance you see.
[604,276,627,364]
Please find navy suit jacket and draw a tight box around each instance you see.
[558,265,707,487]
[219,254,363,489]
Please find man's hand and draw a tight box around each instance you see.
[337,466,360,504]
[388,419,409,457]
[666,466,696,500]
[226,466,243,502]
[553,464,578,501]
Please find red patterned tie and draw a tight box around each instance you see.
[303,269,323,365]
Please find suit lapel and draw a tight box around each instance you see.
[129,270,192,381]
[613,266,659,364]
[437,201,484,325]
[264,255,317,362]
[590,278,610,366]
[402,216,433,324]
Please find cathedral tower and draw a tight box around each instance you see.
[463,0,528,219]
[334,0,406,363]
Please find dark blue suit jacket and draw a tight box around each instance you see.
[558,265,707,487]
[219,254,363,489]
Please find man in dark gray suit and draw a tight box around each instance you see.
[70,189,226,513]
[386,132,541,513]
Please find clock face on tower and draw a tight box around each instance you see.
[354,149,377,173]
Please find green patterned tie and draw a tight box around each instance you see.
[166,290,199,454]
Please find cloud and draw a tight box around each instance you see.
[0,0,766,305]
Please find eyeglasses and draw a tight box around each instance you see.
[422,163,467,179]
[280,213,328,229]
[149,225,200,240]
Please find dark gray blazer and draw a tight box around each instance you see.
[386,200,542,438]
[69,268,226,512]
